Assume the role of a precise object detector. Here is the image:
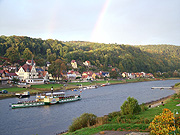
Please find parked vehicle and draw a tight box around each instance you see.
[1,90,8,94]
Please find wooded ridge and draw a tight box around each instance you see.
[0,35,180,73]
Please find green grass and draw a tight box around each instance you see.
[136,99,180,121]
[64,96,180,135]
[31,84,63,89]
[0,87,28,92]
[68,82,93,86]
[65,123,149,135]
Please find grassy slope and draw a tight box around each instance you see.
[64,98,180,135]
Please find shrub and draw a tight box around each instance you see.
[140,103,148,112]
[174,83,180,87]
[108,111,121,120]
[120,97,141,115]
[95,116,108,126]
[149,108,176,135]
[68,113,97,132]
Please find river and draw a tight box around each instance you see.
[0,79,179,135]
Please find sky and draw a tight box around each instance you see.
[0,0,180,45]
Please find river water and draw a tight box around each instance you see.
[0,79,179,135]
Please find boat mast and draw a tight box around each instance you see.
[51,86,53,97]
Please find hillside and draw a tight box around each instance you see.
[0,35,180,73]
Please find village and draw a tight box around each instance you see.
[0,58,154,86]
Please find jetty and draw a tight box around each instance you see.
[151,87,172,89]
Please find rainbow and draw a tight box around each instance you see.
[91,0,111,42]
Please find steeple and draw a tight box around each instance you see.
[31,57,34,66]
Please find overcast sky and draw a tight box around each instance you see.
[0,0,180,45]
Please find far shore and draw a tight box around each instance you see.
[0,78,179,100]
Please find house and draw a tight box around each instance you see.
[82,71,93,80]
[100,71,110,78]
[128,73,135,79]
[71,60,77,69]
[0,70,18,84]
[146,73,154,78]
[16,60,47,84]
[46,61,51,67]
[0,70,9,84]
[8,73,18,80]
[66,70,81,80]
[83,61,91,67]
[92,73,101,80]
[121,72,127,78]
[67,70,76,80]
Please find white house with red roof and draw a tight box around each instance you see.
[83,61,91,67]
[67,70,81,80]
[16,60,47,84]
[82,71,93,80]
[71,60,77,69]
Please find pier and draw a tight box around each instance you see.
[151,87,172,89]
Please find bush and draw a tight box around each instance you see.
[120,97,141,115]
[108,111,121,120]
[96,116,108,126]
[68,113,97,132]
[149,108,176,134]
[140,103,148,112]
[175,83,180,87]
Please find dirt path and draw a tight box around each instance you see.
[94,131,149,135]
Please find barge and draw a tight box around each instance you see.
[11,91,81,109]
[15,91,30,98]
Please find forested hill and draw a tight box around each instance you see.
[0,35,180,73]
[137,45,180,59]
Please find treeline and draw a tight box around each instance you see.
[0,35,180,73]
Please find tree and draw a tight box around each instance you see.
[121,97,141,115]
[47,48,56,62]
[149,108,176,135]
[23,48,33,60]
[5,47,20,64]
[110,70,118,79]
[48,59,67,80]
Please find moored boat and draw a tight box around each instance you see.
[11,101,45,109]
[15,91,30,98]
[101,83,110,87]
[11,91,81,109]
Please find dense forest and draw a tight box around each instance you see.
[0,35,180,73]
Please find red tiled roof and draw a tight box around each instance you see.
[0,70,4,74]
[27,60,36,63]
[0,70,9,74]
[71,60,76,63]
[22,64,32,72]
[8,73,18,76]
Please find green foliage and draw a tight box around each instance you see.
[1,36,180,73]
[68,113,97,132]
[140,103,148,112]
[5,47,20,63]
[109,70,118,79]
[23,48,33,60]
[175,82,180,87]
[108,111,121,121]
[121,97,141,115]
[48,59,67,80]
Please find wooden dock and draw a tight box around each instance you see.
[151,87,172,89]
